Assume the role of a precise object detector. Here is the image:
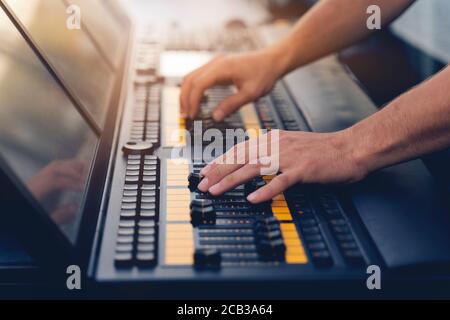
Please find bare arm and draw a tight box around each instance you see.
[351,66,450,174]
[199,66,450,203]
[181,0,415,120]
[271,0,416,76]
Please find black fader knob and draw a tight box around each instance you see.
[190,199,216,226]
[254,200,273,213]
[257,238,286,262]
[253,217,286,262]
[254,217,280,233]
[255,229,283,243]
[190,198,214,209]
[245,178,266,196]
[201,94,209,104]
[194,249,221,270]
[188,172,203,191]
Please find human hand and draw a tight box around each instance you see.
[198,130,368,203]
[180,49,285,122]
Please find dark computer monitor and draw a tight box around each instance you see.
[0,0,131,265]
[3,0,125,128]
[0,7,99,244]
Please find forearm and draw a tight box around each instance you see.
[267,0,415,76]
[349,66,450,173]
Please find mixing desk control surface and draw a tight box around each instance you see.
[95,35,371,284]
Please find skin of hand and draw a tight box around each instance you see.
[198,66,450,204]
[198,129,367,203]
[180,0,415,121]
[182,0,441,204]
[180,50,285,122]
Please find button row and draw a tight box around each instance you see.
[287,190,334,268]
[114,155,160,269]
[317,193,365,267]
[270,85,301,131]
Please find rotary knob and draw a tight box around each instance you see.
[122,141,154,156]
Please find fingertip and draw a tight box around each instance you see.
[212,109,224,122]
[188,101,198,119]
[180,91,188,113]
[197,177,209,192]
[208,183,221,196]
[247,191,260,204]
[187,107,194,120]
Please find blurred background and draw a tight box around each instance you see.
[127,0,450,64]
[128,0,271,27]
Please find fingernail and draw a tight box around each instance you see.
[209,183,221,195]
[247,191,259,203]
[198,178,209,191]
[212,110,224,122]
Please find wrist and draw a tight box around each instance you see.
[344,121,395,178]
[336,127,374,179]
[263,43,295,78]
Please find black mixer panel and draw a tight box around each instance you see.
[162,158,309,268]
[99,40,369,283]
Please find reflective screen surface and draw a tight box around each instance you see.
[64,0,127,69]
[4,0,116,127]
[0,8,98,244]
